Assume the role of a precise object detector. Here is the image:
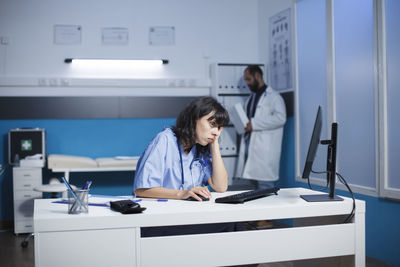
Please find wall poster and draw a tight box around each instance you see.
[269,8,292,91]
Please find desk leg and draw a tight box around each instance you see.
[354,208,366,267]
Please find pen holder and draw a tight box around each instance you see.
[68,189,89,214]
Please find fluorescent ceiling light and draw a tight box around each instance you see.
[64,58,168,68]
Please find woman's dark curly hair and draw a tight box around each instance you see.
[172,96,229,150]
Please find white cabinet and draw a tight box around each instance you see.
[210,63,265,184]
[13,167,42,234]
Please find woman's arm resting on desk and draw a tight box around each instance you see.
[135,186,211,201]
[207,129,228,193]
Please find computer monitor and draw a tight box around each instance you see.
[300,106,343,202]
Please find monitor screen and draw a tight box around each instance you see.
[301,106,322,179]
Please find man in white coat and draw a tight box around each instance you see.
[235,65,286,189]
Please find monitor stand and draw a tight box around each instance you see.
[300,194,343,202]
[300,123,344,202]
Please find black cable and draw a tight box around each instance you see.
[306,169,329,191]
[311,170,327,174]
[336,172,355,223]
[307,170,355,223]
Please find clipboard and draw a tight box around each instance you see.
[230,103,249,134]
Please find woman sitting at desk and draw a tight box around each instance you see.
[133,96,257,267]
[133,96,229,201]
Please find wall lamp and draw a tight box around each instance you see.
[64,58,169,67]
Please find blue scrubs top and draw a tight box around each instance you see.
[133,128,212,194]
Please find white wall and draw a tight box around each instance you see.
[0,0,263,81]
[0,0,295,96]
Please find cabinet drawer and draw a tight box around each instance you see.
[14,198,35,213]
[14,178,42,190]
[14,190,42,200]
[14,202,34,219]
[14,219,34,234]
[13,167,42,178]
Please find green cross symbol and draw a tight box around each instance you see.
[21,139,32,151]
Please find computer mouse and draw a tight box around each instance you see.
[186,194,210,201]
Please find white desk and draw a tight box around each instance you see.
[34,188,365,267]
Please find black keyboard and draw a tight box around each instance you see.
[215,187,280,204]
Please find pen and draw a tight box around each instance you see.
[86,181,92,190]
[61,177,83,209]
[140,198,168,202]
[90,194,130,199]
[82,180,92,190]
[82,181,88,190]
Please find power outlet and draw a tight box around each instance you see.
[49,78,58,86]
[60,78,70,86]
[38,78,47,86]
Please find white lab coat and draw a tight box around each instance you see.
[235,87,286,181]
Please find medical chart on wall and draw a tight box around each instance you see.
[102,28,129,45]
[54,25,81,45]
[269,8,292,91]
[149,26,175,46]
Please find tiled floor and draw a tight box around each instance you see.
[0,229,394,267]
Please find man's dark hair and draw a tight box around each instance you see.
[245,65,263,77]
[173,96,229,149]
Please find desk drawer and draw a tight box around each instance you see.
[140,223,356,267]
[35,228,136,266]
